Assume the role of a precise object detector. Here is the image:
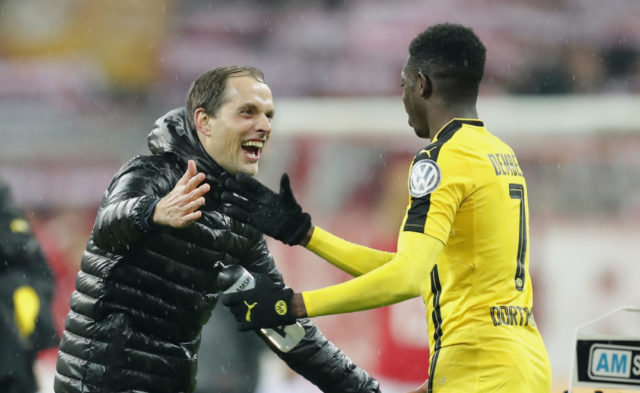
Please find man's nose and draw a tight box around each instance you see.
[257,114,272,135]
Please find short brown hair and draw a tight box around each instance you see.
[185,65,265,128]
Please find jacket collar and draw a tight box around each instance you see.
[147,107,229,182]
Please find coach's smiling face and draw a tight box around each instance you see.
[194,75,274,176]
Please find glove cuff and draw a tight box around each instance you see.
[274,287,297,325]
[282,212,312,246]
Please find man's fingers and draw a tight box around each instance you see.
[185,197,206,213]
[221,292,244,307]
[187,159,197,176]
[223,176,247,194]
[188,183,210,200]
[185,172,206,192]
[225,173,267,194]
[235,173,260,190]
[280,173,296,202]
[221,204,250,222]
[176,170,190,187]
[220,191,251,209]
[279,173,291,193]
[185,177,208,196]
[177,160,197,186]
[238,173,273,194]
[181,210,202,225]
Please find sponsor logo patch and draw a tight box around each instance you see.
[409,159,441,198]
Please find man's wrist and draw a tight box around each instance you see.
[299,225,315,247]
[146,198,162,228]
[290,293,308,318]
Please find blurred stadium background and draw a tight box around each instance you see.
[1,0,639,392]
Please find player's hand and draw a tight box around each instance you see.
[220,173,311,245]
[153,160,210,228]
[220,273,296,331]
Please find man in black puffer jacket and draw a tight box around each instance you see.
[54,66,380,393]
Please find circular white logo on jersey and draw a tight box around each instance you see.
[409,159,441,198]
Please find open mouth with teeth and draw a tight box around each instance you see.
[241,140,264,161]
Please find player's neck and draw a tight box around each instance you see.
[428,104,478,139]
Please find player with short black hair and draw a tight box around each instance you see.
[406,23,485,107]
[220,23,552,393]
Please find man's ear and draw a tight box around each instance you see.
[194,108,212,136]
[418,71,432,99]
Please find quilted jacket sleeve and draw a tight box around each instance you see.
[244,235,381,393]
[91,157,168,253]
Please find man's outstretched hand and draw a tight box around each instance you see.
[153,160,210,228]
[220,273,297,331]
[221,173,311,245]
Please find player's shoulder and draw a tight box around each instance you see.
[407,136,470,193]
[411,139,465,166]
[411,121,476,163]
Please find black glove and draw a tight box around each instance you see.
[221,173,311,245]
[220,273,297,331]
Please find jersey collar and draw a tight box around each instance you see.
[432,118,484,142]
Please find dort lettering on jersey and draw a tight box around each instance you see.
[489,305,536,327]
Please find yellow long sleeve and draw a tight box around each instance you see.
[306,226,395,276]
[303,231,443,317]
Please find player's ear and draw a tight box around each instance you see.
[194,108,212,136]
[418,71,432,99]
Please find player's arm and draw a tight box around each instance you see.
[304,226,395,276]
[297,142,472,314]
[301,231,442,317]
[221,230,443,330]
[297,142,471,315]
[220,144,466,328]
[221,173,395,275]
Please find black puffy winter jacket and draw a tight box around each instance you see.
[54,107,380,393]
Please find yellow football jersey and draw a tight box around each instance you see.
[402,118,550,392]
[302,118,551,392]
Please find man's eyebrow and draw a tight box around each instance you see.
[238,103,259,112]
[239,103,275,118]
